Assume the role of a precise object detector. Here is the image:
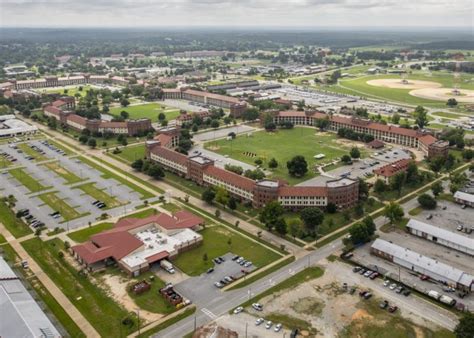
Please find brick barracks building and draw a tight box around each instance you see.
[7,74,129,90]
[145,130,359,210]
[43,98,152,136]
[272,110,449,159]
[162,88,247,118]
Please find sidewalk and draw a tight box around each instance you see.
[0,223,100,338]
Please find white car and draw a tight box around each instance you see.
[252,303,263,311]
[389,283,397,290]
[255,318,264,326]
[265,321,273,329]
[274,323,282,332]
[233,306,243,314]
[383,280,390,287]
[364,270,373,277]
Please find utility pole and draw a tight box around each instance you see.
[245,322,248,338]
[136,309,140,335]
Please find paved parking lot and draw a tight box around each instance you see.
[411,200,473,233]
[174,252,256,307]
[298,147,411,186]
[0,139,149,231]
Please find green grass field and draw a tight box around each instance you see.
[74,182,126,209]
[114,144,146,163]
[109,103,180,121]
[0,201,32,238]
[17,143,49,162]
[42,161,85,184]
[21,238,136,337]
[9,167,51,193]
[205,127,367,185]
[431,111,469,119]
[37,85,93,98]
[37,191,87,222]
[68,222,114,242]
[172,225,282,276]
[0,157,12,168]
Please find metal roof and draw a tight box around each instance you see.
[454,191,474,203]
[371,239,474,287]
[406,219,473,251]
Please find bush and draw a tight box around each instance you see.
[417,193,437,209]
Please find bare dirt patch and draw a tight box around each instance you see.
[366,79,442,89]
[410,87,474,103]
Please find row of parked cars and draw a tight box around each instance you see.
[40,140,67,156]
[17,208,45,228]
[233,255,252,268]
[233,304,283,332]
[1,151,17,164]
[91,200,107,209]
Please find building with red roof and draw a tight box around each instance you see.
[373,158,412,183]
[72,211,204,276]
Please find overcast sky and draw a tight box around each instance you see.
[0,0,473,29]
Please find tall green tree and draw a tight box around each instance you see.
[383,202,404,225]
[414,105,429,129]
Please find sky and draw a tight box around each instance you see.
[0,0,473,29]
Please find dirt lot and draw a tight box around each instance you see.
[219,260,453,337]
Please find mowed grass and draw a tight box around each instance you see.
[0,157,12,168]
[42,161,85,184]
[431,111,469,119]
[172,225,282,276]
[68,222,114,243]
[73,182,125,209]
[0,201,32,238]
[114,144,146,164]
[205,128,358,185]
[17,143,49,162]
[38,85,93,98]
[37,191,86,222]
[21,238,136,337]
[9,167,51,193]
[109,103,180,121]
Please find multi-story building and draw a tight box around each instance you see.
[373,158,412,183]
[145,139,359,210]
[272,110,448,158]
[6,74,130,90]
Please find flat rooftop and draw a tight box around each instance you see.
[189,155,213,165]
[0,257,60,338]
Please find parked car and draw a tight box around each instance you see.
[213,258,221,265]
[370,272,379,279]
[383,280,391,287]
[274,323,282,332]
[379,300,389,309]
[389,283,397,290]
[214,282,223,288]
[207,268,214,274]
[388,306,398,313]
[265,321,273,329]
[395,286,404,294]
[252,303,263,311]
[359,269,366,275]
[244,261,252,268]
[403,290,411,297]
[232,255,240,261]
[255,318,264,326]
[233,306,243,314]
[364,270,373,277]
[363,292,372,299]
[420,275,430,281]
[353,266,362,273]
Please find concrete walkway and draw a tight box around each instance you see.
[0,223,100,338]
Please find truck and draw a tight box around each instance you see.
[440,295,456,307]
[160,260,175,274]
[428,290,441,300]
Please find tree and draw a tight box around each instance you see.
[362,216,376,236]
[341,154,352,164]
[268,158,278,169]
[358,179,369,200]
[429,156,445,173]
[300,207,324,235]
[414,106,429,129]
[349,223,370,245]
[447,98,458,107]
[211,119,220,129]
[147,164,165,180]
[201,188,215,204]
[406,161,420,184]
[288,219,303,239]
[254,159,263,166]
[227,196,237,210]
[431,181,443,197]
[390,172,406,197]
[87,138,97,148]
[326,202,337,213]
[158,112,166,121]
[215,186,229,207]
[131,159,144,171]
[383,202,404,225]
[259,201,285,231]
[274,217,287,235]
[350,147,360,159]
[418,193,437,209]
[391,113,401,124]
[120,98,130,107]
[120,110,129,120]
[215,209,221,218]
[287,155,308,177]
[455,312,474,338]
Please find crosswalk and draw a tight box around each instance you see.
[201,307,217,319]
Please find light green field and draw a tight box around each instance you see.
[431,111,469,119]
[172,225,282,276]
[205,127,367,185]
[114,144,146,163]
[0,157,12,168]
[68,222,114,242]
[73,182,126,209]
[9,167,51,192]
[37,85,93,98]
[42,161,85,184]
[109,103,180,121]
[37,191,87,221]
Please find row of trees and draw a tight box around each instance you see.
[131,158,165,180]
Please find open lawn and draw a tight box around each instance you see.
[74,182,126,209]
[0,157,12,168]
[173,225,282,276]
[113,144,146,163]
[37,191,87,222]
[37,85,93,98]
[205,127,366,185]
[21,238,136,337]
[0,201,32,238]
[337,71,474,107]
[42,161,85,184]
[9,167,51,193]
[17,143,49,162]
[68,222,114,243]
[109,103,180,121]
[431,111,470,119]
[127,272,176,314]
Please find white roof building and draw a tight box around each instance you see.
[0,115,38,137]
[371,239,474,291]
[454,191,474,206]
